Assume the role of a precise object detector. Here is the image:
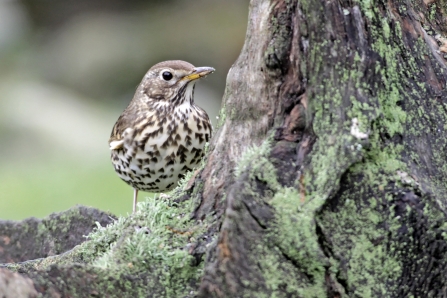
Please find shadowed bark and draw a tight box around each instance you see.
[1,0,447,297]
[0,206,115,264]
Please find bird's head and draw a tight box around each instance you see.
[137,60,215,107]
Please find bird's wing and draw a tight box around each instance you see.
[109,139,125,150]
[109,117,129,150]
[194,105,213,136]
[109,104,140,150]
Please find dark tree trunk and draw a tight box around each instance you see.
[198,0,447,296]
[1,0,447,297]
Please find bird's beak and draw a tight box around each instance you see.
[182,66,215,81]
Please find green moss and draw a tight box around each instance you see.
[303,0,413,192]
[235,134,274,179]
[1,162,211,296]
[75,187,207,295]
[291,0,444,296]
[428,2,438,21]
[317,177,404,296]
[215,103,227,130]
[256,243,305,297]
[270,188,327,298]
[232,135,329,297]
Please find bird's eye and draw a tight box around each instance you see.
[162,71,173,81]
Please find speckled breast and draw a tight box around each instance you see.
[111,105,211,192]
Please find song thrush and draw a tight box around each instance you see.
[109,60,214,213]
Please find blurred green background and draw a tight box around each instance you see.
[0,0,249,219]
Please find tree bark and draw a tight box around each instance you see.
[1,0,447,297]
[198,0,447,297]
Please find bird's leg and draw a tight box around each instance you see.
[133,189,138,213]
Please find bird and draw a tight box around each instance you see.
[109,60,214,213]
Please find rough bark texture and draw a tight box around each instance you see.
[0,206,115,263]
[199,0,447,297]
[1,0,447,297]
